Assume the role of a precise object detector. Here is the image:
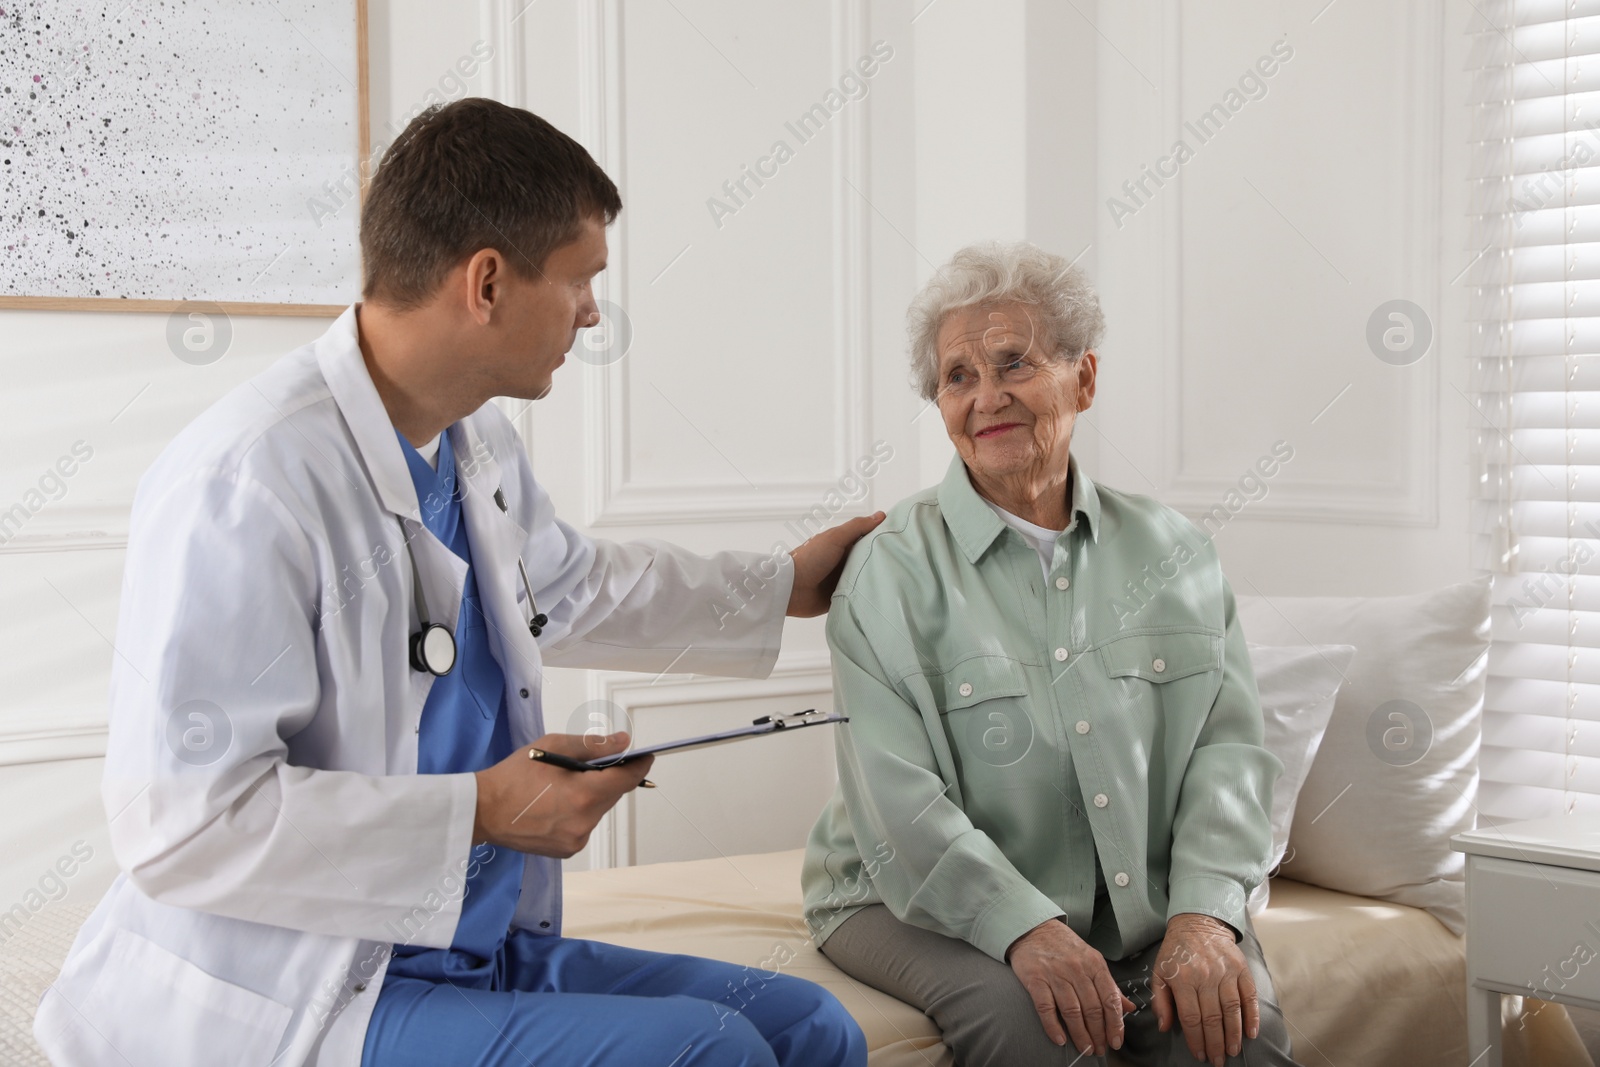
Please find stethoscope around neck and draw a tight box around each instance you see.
[403,486,548,676]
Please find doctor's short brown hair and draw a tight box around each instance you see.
[359,98,622,311]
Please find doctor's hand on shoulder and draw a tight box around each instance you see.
[786,512,886,617]
[472,732,651,857]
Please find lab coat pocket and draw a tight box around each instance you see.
[78,928,293,1067]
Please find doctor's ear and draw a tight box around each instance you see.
[463,248,507,324]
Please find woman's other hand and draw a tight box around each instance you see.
[1151,912,1259,1067]
[1006,918,1135,1057]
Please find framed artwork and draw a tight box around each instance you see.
[0,0,370,316]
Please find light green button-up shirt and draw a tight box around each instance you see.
[802,454,1281,963]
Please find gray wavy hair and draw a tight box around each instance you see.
[907,241,1106,402]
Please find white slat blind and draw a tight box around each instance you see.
[1472,0,1600,823]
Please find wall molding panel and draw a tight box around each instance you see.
[0,719,108,768]
[575,0,874,527]
[581,650,833,869]
[0,506,128,555]
[1097,0,1444,528]
[476,0,528,110]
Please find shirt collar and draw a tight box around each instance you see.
[397,427,463,546]
[397,427,457,499]
[938,450,1101,564]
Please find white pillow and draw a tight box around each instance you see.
[1235,577,1491,934]
[1244,642,1356,915]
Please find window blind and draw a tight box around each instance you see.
[1471,0,1600,823]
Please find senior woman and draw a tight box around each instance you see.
[801,242,1298,1067]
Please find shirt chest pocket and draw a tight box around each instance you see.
[934,657,1031,712]
[932,657,1037,771]
[1096,629,1222,683]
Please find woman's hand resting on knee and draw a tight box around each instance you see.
[1151,913,1259,1067]
[1005,918,1135,1058]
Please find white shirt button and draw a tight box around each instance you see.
[958,682,973,697]
[1093,793,1109,808]
[1075,720,1090,734]
[1114,872,1131,887]
[1055,576,1070,590]
[1054,647,1069,662]
[1152,657,1166,673]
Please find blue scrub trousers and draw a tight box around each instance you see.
[360,927,867,1067]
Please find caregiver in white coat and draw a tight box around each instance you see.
[34,98,878,1067]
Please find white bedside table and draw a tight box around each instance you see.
[1451,816,1600,1067]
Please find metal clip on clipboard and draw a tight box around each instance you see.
[752,710,837,729]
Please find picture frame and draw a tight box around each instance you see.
[0,0,371,317]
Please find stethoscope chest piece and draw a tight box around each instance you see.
[404,485,548,674]
[402,515,457,677]
[410,622,457,676]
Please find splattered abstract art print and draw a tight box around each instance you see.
[0,0,366,312]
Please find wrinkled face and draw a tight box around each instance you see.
[935,302,1096,484]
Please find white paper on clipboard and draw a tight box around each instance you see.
[585,710,847,768]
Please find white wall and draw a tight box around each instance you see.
[0,0,1475,894]
[505,0,925,866]
[1086,0,1472,597]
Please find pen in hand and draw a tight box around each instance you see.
[528,746,655,788]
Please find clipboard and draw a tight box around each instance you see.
[585,710,847,768]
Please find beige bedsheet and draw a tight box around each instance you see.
[0,851,1590,1065]
[564,849,1595,1067]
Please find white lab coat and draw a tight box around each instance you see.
[32,306,794,1067]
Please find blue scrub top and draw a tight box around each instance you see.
[386,428,527,987]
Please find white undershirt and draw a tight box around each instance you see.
[984,499,1065,579]
[415,434,442,470]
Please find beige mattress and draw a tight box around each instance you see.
[1,851,1591,1066]
[563,849,1595,1067]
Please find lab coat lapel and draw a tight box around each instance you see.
[451,415,543,747]
[316,306,465,760]
[315,304,422,522]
